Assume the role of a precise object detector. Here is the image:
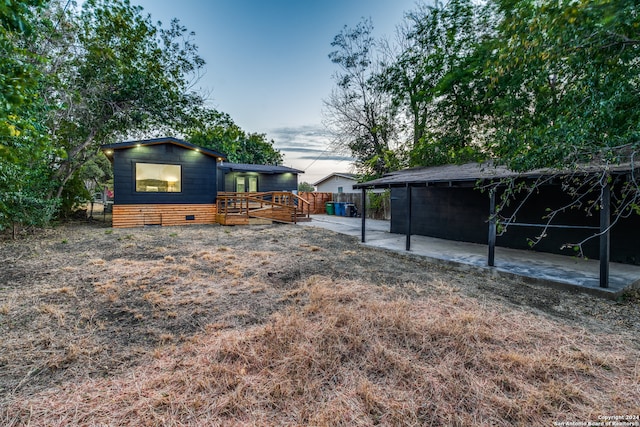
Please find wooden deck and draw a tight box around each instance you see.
[215,192,311,225]
[111,192,310,227]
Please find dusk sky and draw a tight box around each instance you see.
[131,0,419,184]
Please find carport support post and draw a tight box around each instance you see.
[488,188,496,267]
[599,181,610,288]
[405,183,412,251]
[361,187,366,243]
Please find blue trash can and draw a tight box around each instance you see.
[334,202,345,216]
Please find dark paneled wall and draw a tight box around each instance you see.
[113,144,218,204]
[222,172,298,192]
[390,185,640,264]
[391,187,488,243]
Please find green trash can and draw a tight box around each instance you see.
[325,202,335,215]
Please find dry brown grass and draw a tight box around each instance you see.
[4,276,639,426]
[1,222,639,426]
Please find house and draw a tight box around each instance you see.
[310,172,388,217]
[354,161,640,288]
[102,137,225,228]
[313,173,358,194]
[101,137,302,228]
[218,162,302,193]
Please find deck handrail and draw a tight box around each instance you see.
[291,193,310,219]
[216,191,308,223]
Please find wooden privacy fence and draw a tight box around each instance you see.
[299,191,390,219]
[298,192,333,214]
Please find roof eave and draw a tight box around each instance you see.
[100,137,227,160]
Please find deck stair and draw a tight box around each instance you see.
[215,191,311,225]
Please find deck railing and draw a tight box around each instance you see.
[216,191,310,224]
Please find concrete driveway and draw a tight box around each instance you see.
[300,214,640,298]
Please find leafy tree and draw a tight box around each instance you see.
[379,0,493,167]
[298,182,315,192]
[186,108,283,165]
[0,158,59,236]
[469,0,640,254]
[33,0,206,207]
[376,15,435,159]
[79,153,112,194]
[324,19,404,179]
[483,0,640,171]
[0,0,46,133]
[0,0,59,235]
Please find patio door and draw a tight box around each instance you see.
[248,176,258,192]
[235,176,258,192]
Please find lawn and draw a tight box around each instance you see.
[1,222,639,426]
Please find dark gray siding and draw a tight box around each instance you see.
[113,144,218,204]
[391,187,488,243]
[222,171,298,192]
[391,185,640,264]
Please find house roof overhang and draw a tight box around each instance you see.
[217,162,303,174]
[100,137,227,162]
[353,161,640,190]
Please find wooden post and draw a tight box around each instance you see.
[405,183,412,251]
[599,181,610,288]
[488,188,496,267]
[361,187,366,243]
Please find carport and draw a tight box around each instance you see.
[352,162,640,295]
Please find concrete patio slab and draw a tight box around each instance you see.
[299,215,640,299]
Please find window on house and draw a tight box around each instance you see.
[135,163,181,192]
[338,186,343,193]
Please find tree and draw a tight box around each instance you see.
[483,0,640,171]
[0,0,59,235]
[474,0,640,254]
[186,107,283,165]
[298,182,315,192]
[0,0,46,134]
[379,0,493,167]
[324,19,404,179]
[376,16,435,159]
[34,0,206,207]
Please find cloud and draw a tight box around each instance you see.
[297,154,354,161]
[279,146,326,154]
[268,124,352,157]
[268,124,330,147]
[266,124,354,183]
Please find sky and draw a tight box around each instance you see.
[131,0,419,184]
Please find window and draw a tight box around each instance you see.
[135,163,181,192]
[338,186,343,193]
